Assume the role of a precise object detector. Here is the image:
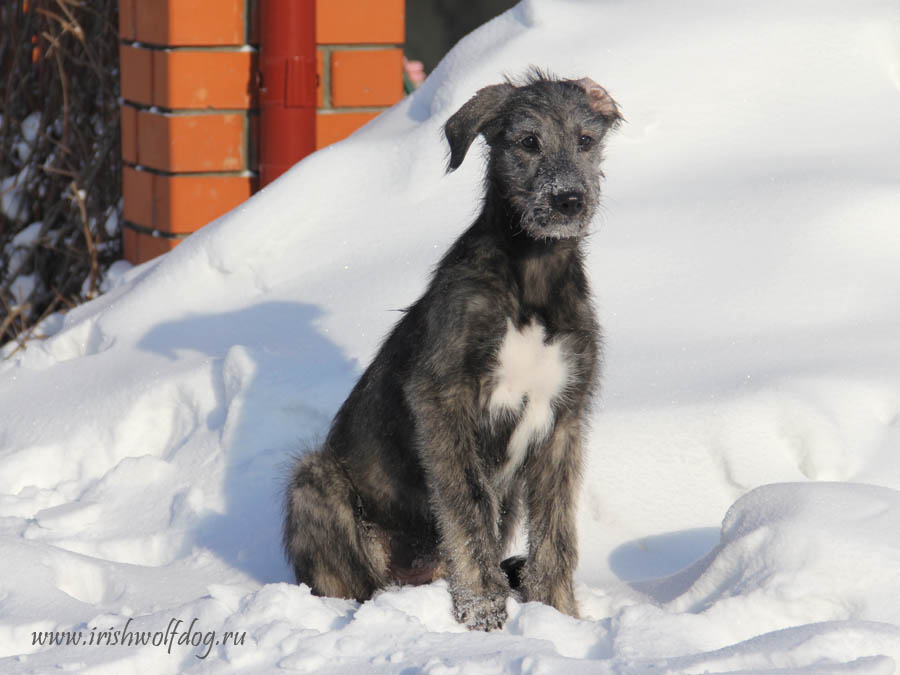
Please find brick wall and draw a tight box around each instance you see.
[119,0,404,263]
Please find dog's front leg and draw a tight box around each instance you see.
[410,385,509,630]
[520,414,583,618]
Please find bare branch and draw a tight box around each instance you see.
[1,0,121,347]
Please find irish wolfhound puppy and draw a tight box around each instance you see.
[284,71,621,630]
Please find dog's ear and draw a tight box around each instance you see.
[444,83,514,172]
[575,78,623,127]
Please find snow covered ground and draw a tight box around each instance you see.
[2,0,900,672]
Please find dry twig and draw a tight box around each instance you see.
[1,0,120,349]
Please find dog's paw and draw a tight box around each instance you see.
[451,585,508,631]
[518,567,579,619]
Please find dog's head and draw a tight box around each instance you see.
[445,71,622,240]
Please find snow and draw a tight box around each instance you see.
[99,259,134,294]
[2,114,42,221]
[10,222,43,249]
[2,0,900,672]
[6,273,36,307]
[13,112,41,164]
[103,206,120,239]
[1,168,30,223]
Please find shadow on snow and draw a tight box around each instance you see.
[138,301,359,585]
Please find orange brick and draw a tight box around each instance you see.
[123,169,253,234]
[316,49,324,108]
[137,111,247,172]
[136,230,182,262]
[316,0,404,44]
[152,50,257,109]
[316,111,378,148]
[121,105,138,164]
[122,224,182,264]
[135,0,167,44]
[155,174,254,233]
[122,225,138,263]
[249,112,260,172]
[136,0,245,46]
[122,166,153,228]
[119,44,153,105]
[119,0,137,40]
[330,49,403,107]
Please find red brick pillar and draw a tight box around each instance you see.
[119,0,405,264]
[119,0,258,263]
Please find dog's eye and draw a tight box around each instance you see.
[520,135,539,150]
[578,134,594,150]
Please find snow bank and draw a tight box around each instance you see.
[2,0,900,672]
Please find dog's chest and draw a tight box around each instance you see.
[488,318,571,479]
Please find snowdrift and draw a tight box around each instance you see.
[2,0,900,672]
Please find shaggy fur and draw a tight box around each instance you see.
[284,71,622,630]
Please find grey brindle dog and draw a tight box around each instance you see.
[284,71,621,630]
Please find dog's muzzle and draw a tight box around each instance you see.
[550,191,585,218]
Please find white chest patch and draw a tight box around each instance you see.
[489,319,571,481]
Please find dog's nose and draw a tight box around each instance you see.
[550,191,585,217]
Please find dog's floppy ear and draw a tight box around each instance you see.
[444,83,514,172]
[575,78,623,127]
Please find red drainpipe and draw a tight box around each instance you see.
[258,0,317,188]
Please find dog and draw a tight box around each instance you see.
[284,71,621,630]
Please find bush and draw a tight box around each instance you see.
[1,0,121,349]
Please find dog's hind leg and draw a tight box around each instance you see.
[284,450,389,601]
